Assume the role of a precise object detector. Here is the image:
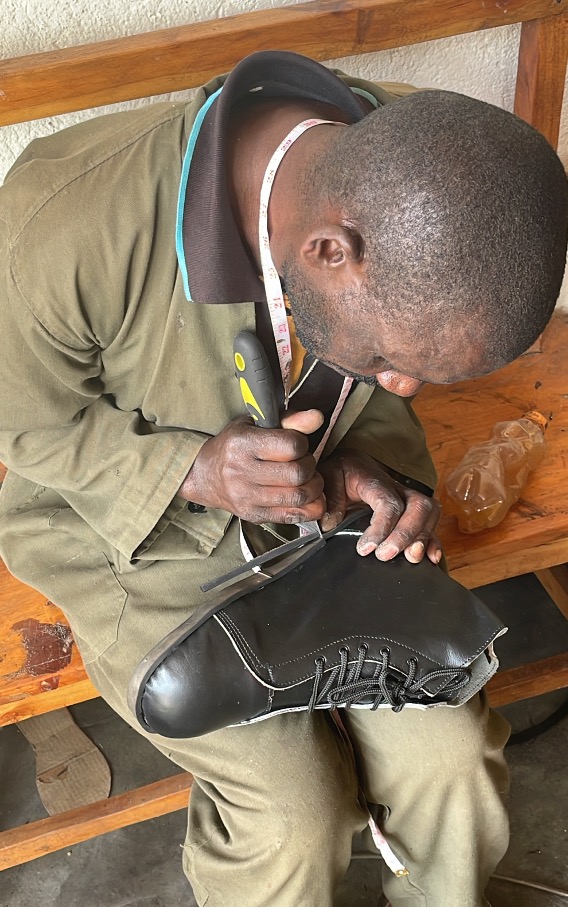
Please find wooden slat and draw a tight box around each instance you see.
[414,314,568,585]
[514,13,568,147]
[0,562,99,728]
[1,0,567,125]
[0,772,192,870]
[449,536,568,589]
[0,677,98,727]
[487,652,568,706]
[535,564,568,619]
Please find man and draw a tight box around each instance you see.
[0,50,566,906]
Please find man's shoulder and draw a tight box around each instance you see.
[335,71,419,107]
[1,99,196,244]
[0,99,200,342]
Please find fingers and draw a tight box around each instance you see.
[425,532,443,565]
[313,448,443,564]
[251,472,325,511]
[246,425,311,463]
[245,410,323,464]
[249,492,327,526]
[231,447,325,522]
[248,452,318,488]
[355,484,406,555]
[179,414,328,524]
[356,489,441,563]
[280,408,325,434]
[318,458,347,531]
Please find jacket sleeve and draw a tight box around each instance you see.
[335,386,437,494]
[0,225,211,561]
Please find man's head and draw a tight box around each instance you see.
[276,90,568,395]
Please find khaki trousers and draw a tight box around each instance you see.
[1,509,510,907]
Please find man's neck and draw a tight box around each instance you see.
[227,97,351,272]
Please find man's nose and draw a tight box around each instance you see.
[375,370,424,397]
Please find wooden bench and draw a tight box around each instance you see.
[1,0,568,871]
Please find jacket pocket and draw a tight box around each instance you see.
[40,507,128,664]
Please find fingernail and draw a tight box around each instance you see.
[375,543,398,560]
[409,541,424,559]
[321,511,333,530]
[357,540,376,556]
[433,548,442,564]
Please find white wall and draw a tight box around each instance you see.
[2,0,567,307]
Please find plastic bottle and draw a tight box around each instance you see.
[442,410,547,533]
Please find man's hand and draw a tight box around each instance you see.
[178,410,326,524]
[319,449,442,564]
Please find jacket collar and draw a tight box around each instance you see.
[180,51,367,303]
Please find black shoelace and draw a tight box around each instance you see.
[307,644,470,713]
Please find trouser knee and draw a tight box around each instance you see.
[181,715,368,907]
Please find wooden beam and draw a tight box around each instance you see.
[0,564,100,728]
[0,772,192,870]
[535,564,568,619]
[487,652,568,706]
[1,0,567,125]
[448,536,568,590]
[0,678,99,727]
[514,13,568,147]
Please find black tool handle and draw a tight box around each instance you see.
[234,331,280,429]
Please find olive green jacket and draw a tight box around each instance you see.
[0,72,435,566]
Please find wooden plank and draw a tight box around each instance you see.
[0,678,98,727]
[535,564,568,618]
[449,537,568,589]
[1,0,567,125]
[0,772,193,870]
[487,652,568,706]
[0,562,99,728]
[514,14,568,148]
[414,314,568,583]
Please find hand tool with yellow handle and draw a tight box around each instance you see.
[199,331,324,593]
[233,330,280,429]
[234,330,322,539]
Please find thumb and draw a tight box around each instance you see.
[281,408,325,435]
[318,458,347,531]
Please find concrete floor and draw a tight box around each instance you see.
[1,573,567,907]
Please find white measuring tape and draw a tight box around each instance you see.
[258,117,353,462]
[241,119,356,557]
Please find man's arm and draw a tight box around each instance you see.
[0,273,212,560]
[0,104,225,560]
[0,226,328,557]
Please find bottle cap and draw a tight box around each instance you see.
[523,410,548,432]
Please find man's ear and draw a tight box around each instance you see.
[300,224,364,271]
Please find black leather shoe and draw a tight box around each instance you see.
[128,510,506,738]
